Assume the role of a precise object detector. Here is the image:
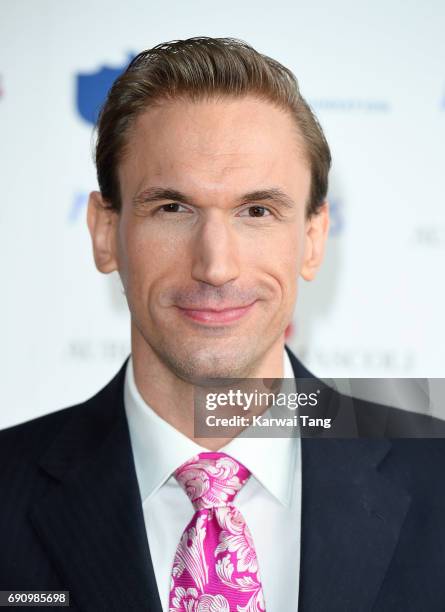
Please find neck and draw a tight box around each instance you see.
[131,325,285,451]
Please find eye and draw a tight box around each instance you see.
[159,202,191,213]
[239,205,271,218]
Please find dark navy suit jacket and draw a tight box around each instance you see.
[1,347,445,611]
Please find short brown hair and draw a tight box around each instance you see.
[95,36,331,216]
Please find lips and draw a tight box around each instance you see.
[177,302,256,324]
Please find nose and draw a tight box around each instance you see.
[191,214,240,286]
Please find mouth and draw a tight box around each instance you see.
[176,301,257,325]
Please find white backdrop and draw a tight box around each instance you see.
[1,0,444,428]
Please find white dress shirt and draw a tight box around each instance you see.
[124,350,301,612]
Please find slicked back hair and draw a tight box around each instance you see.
[95,37,331,217]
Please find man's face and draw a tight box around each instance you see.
[89,96,328,381]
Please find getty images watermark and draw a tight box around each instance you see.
[193,378,445,438]
[194,378,334,438]
[204,387,329,429]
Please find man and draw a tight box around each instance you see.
[1,37,445,612]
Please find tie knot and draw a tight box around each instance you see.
[174,452,250,510]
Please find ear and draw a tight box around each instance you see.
[300,201,330,281]
[87,191,119,274]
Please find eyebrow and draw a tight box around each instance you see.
[132,186,296,210]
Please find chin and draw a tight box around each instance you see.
[162,342,257,383]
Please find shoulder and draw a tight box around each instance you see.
[285,345,445,440]
[0,404,81,464]
[350,395,445,438]
[0,359,129,466]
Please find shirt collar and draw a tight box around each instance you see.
[124,349,299,507]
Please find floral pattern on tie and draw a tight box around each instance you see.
[169,452,266,612]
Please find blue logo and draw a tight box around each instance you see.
[329,197,344,237]
[68,191,89,223]
[76,54,134,125]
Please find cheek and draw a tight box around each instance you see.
[118,218,190,309]
[240,224,303,298]
[118,220,167,292]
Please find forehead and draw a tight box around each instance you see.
[118,95,310,202]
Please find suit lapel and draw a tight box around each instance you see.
[298,438,411,611]
[286,346,412,611]
[29,363,162,612]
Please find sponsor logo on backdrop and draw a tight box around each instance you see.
[76,53,134,125]
[64,339,130,363]
[328,197,344,236]
[299,347,415,373]
[68,191,89,222]
[310,98,390,112]
[410,225,445,248]
[71,54,134,221]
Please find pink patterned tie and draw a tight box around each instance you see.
[168,452,266,612]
